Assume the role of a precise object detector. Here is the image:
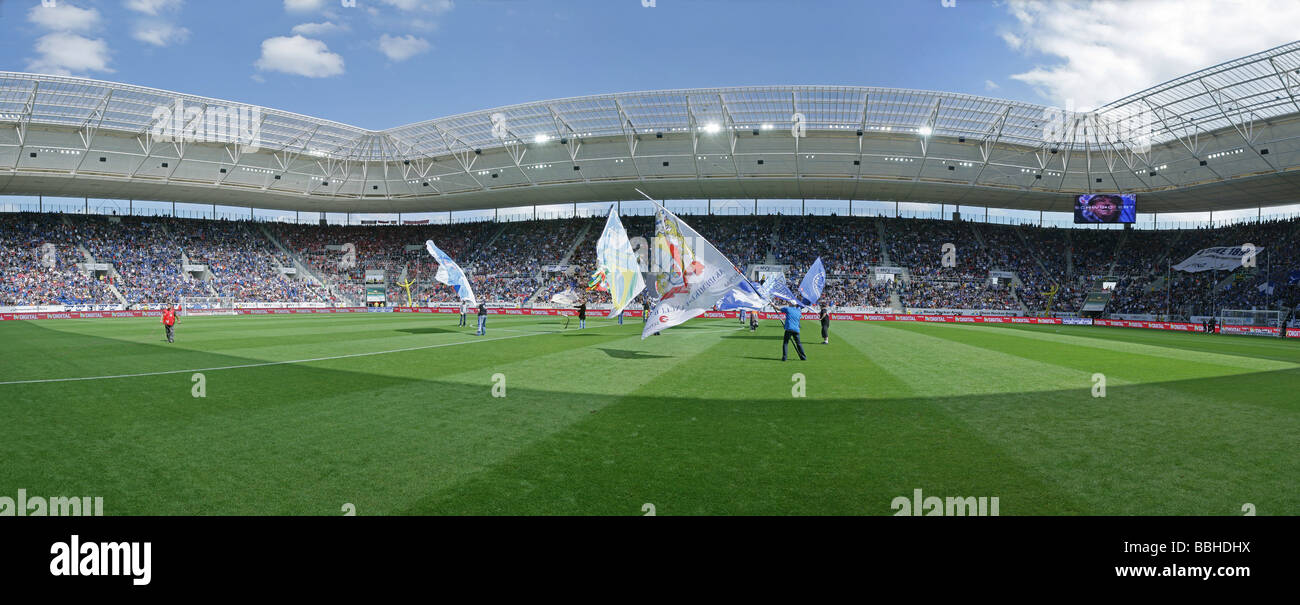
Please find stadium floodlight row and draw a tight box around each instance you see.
[0,42,1298,214]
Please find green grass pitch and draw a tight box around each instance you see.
[0,313,1295,515]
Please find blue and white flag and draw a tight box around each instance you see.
[759,273,802,305]
[797,257,826,306]
[1258,281,1276,295]
[716,279,768,312]
[425,240,477,304]
[1288,270,1300,285]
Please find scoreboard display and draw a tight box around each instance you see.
[1074,194,1137,223]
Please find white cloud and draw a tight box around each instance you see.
[284,0,329,12]
[379,0,454,13]
[377,34,430,61]
[999,0,1300,110]
[124,0,183,16]
[292,21,348,36]
[254,35,345,78]
[133,22,190,46]
[27,2,101,32]
[27,33,112,76]
[984,80,999,91]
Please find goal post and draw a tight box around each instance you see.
[1219,308,1282,327]
[179,296,237,316]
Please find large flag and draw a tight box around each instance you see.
[1172,246,1264,273]
[716,279,768,312]
[594,209,646,316]
[424,240,477,303]
[550,288,582,306]
[642,200,747,338]
[797,257,826,306]
[759,273,801,305]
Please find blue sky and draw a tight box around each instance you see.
[2,0,1042,129]
[1,0,1298,224]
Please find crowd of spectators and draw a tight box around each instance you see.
[0,214,116,305]
[3,211,1297,316]
[820,279,893,308]
[773,215,880,278]
[176,221,327,303]
[897,280,1021,311]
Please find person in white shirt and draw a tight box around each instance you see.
[459,300,468,327]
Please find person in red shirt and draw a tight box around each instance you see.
[161,305,177,343]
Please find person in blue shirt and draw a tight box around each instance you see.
[779,304,806,361]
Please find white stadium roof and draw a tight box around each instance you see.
[1,41,1298,214]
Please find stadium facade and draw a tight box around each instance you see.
[2,42,1299,216]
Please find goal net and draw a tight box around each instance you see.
[1219,308,1282,327]
[180,296,237,316]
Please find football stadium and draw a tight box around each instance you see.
[1,0,1298,537]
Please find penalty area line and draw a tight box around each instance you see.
[0,327,600,386]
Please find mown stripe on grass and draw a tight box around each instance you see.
[932,322,1297,373]
[409,321,1090,515]
[839,322,1300,514]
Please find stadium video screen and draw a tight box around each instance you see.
[1074,194,1136,223]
